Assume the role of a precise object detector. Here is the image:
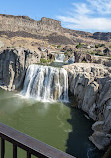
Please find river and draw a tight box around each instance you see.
[0,89,103,158]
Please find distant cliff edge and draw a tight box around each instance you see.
[0,14,104,44]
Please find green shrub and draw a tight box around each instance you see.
[89,51,96,55]
[40,58,53,64]
[95,50,103,56]
[47,59,52,63]
[95,44,100,48]
[10,46,15,48]
[82,61,87,63]
[95,44,105,48]
[76,43,83,49]
[40,58,47,63]
[64,51,68,56]
[100,44,105,47]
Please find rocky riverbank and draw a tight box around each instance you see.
[64,63,111,150]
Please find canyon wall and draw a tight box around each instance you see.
[64,63,111,150]
[0,48,41,90]
[0,14,92,37]
[0,14,62,35]
[0,14,111,42]
[0,14,94,45]
[93,32,111,42]
[0,46,111,150]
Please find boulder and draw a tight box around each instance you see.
[89,132,110,150]
[92,121,104,132]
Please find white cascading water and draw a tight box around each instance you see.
[55,54,65,62]
[21,65,68,102]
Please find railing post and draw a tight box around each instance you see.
[1,138,5,158]
[27,151,31,158]
[13,144,17,158]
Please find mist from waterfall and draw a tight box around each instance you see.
[21,65,69,102]
[55,54,65,62]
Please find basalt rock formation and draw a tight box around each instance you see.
[0,14,98,45]
[0,14,111,44]
[64,63,111,150]
[74,51,111,67]
[0,48,41,90]
[0,14,61,35]
[93,32,111,42]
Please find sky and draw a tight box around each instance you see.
[0,0,111,33]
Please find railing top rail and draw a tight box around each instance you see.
[0,123,75,158]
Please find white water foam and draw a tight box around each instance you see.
[21,65,69,102]
[55,54,65,62]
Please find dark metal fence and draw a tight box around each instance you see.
[0,123,75,158]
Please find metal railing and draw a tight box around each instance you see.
[0,123,75,158]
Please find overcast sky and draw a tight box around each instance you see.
[0,0,111,33]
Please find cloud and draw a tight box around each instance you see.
[72,3,92,15]
[57,0,111,32]
[87,0,111,14]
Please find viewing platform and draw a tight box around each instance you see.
[0,123,75,158]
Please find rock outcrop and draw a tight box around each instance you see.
[0,14,97,45]
[74,51,111,67]
[64,63,111,150]
[0,15,62,35]
[93,32,111,42]
[0,48,41,90]
[1,14,111,44]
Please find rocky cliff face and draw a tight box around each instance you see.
[93,32,111,41]
[0,14,62,35]
[0,14,95,45]
[0,14,111,44]
[0,48,41,90]
[64,63,111,150]
[74,51,111,67]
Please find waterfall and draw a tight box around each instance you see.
[21,65,69,102]
[55,54,65,62]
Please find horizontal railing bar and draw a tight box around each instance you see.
[0,123,75,158]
